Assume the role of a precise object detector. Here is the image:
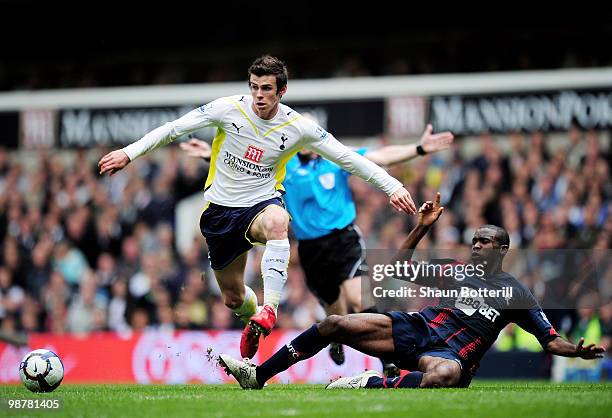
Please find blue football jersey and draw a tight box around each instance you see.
[283,148,368,240]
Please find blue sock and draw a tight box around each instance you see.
[364,371,424,388]
[256,324,329,386]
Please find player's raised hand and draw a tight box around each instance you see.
[420,124,454,154]
[390,187,416,214]
[98,150,130,176]
[575,337,605,359]
[417,192,444,227]
[179,138,212,160]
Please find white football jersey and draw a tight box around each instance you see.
[122,95,402,207]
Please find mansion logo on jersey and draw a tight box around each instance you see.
[244,145,264,163]
[223,151,273,178]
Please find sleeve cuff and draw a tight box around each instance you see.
[387,181,404,196]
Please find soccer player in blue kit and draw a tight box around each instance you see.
[218,193,605,389]
[181,120,453,372]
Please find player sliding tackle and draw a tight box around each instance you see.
[181,119,454,377]
[219,192,605,389]
[98,55,416,360]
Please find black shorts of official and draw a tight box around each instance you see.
[297,223,365,306]
[384,311,473,388]
[199,197,285,270]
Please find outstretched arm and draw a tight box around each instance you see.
[514,307,605,360]
[309,134,416,214]
[99,118,198,176]
[364,124,454,166]
[99,101,221,176]
[546,336,605,359]
[389,192,444,285]
[397,192,444,256]
[179,138,212,161]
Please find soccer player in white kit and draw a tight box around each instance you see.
[98,55,417,359]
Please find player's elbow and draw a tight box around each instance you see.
[333,150,360,171]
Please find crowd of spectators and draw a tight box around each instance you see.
[0,128,610,357]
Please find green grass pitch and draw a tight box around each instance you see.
[1,381,611,418]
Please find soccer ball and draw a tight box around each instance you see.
[19,349,64,393]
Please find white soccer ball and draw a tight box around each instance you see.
[19,349,64,393]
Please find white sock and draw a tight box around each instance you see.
[261,238,290,312]
[231,285,258,323]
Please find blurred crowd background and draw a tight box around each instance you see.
[0,5,610,381]
[0,127,610,358]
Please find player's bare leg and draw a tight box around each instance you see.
[319,313,396,356]
[220,312,394,389]
[340,277,400,376]
[254,313,395,387]
[240,204,291,358]
[340,276,364,312]
[322,296,348,365]
[213,253,258,323]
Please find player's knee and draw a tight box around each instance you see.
[424,363,461,388]
[318,315,345,337]
[262,207,289,239]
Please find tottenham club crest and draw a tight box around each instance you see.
[280,133,289,150]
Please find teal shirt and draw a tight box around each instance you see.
[283,148,367,240]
